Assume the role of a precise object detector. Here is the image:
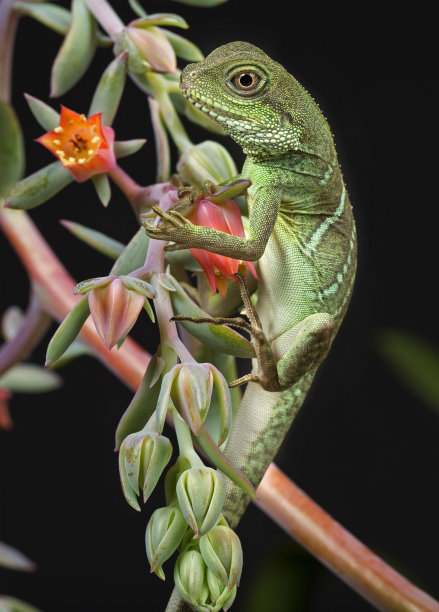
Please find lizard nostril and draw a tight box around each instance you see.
[190,71,196,77]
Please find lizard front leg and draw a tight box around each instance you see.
[144,185,282,261]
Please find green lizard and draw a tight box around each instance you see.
[145,41,357,611]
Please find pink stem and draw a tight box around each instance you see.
[0,291,51,377]
[257,464,439,612]
[83,0,124,39]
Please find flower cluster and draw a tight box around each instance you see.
[117,360,246,610]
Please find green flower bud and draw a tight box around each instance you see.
[170,363,213,436]
[119,427,173,510]
[174,549,206,606]
[176,468,225,537]
[145,505,187,579]
[206,569,237,611]
[199,525,243,589]
[177,141,237,188]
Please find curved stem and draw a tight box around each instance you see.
[108,165,144,215]
[83,0,124,39]
[257,464,439,612]
[171,406,200,465]
[0,291,52,377]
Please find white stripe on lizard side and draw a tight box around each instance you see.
[306,185,346,253]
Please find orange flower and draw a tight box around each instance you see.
[36,106,116,183]
[187,198,257,298]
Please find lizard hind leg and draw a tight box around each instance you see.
[274,312,336,389]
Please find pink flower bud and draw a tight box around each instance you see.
[187,198,257,297]
[126,25,176,74]
[88,277,146,350]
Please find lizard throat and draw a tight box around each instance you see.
[182,87,302,160]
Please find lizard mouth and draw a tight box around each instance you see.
[181,87,263,126]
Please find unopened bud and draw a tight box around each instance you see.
[119,427,172,510]
[170,363,213,436]
[176,468,225,537]
[74,275,155,350]
[199,525,243,589]
[174,549,207,607]
[145,505,187,579]
[177,141,237,188]
[121,24,176,74]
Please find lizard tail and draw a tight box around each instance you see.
[222,372,313,528]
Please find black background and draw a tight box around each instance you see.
[1,1,438,611]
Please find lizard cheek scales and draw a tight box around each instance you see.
[175,41,356,541]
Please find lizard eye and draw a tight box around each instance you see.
[233,71,260,91]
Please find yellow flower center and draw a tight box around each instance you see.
[52,115,101,166]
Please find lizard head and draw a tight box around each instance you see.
[180,41,324,160]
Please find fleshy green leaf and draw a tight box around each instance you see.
[375,329,439,414]
[5,162,73,210]
[195,425,255,498]
[46,296,90,366]
[162,29,203,62]
[92,173,111,207]
[60,219,124,259]
[129,0,147,18]
[50,0,97,97]
[0,542,36,572]
[168,277,254,359]
[0,364,62,393]
[111,227,150,276]
[14,2,71,34]
[88,52,127,125]
[24,94,59,132]
[47,339,92,369]
[115,354,162,449]
[0,101,25,197]
[148,97,170,182]
[114,138,146,158]
[130,13,188,29]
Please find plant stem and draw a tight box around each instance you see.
[0,292,51,377]
[171,406,200,465]
[257,464,439,612]
[83,0,124,39]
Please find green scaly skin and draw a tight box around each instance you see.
[147,42,357,612]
